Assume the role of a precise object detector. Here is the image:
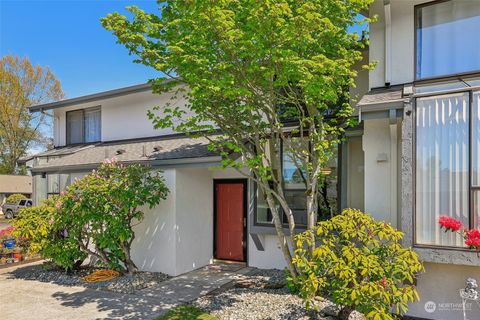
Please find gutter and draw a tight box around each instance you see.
[29,83,154,112]
[30,156,222,173]
[384,0,392,86]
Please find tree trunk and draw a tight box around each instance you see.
[122,241,138,274]
[265,191,297,278]
[306,191,316,256]
[338,306,354,320]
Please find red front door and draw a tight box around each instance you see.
[215,181,245,261]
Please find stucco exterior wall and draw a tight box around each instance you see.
[407,263,480,320]
[369,0,437,89]
[131,169,177,275]
[175,168,214,275]
[53,90,190,147]
[248,234,287,270]
[363,118,400,227]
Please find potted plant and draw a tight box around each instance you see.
[12,250,22,262]
[0,226,16,249]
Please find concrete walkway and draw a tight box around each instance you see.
[0,262,253,320]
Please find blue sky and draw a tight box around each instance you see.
[0,0,161,98]
[1,1,368,99]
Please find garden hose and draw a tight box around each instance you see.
[81,269,120,282]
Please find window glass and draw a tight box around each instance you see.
[416,0,480,79]
[84,108,101,142]
[284,189,307,225]
[66,108,101,145]
[34,174,47,205]
[256,184,276,224]
[474,191,480,223]
[18,200,26,206]
[67,110,84,145]
[473,92,480,186]
[416,92,469,246]
[282,139,308,190]
[47,174,60,195]
[255,139,338,226]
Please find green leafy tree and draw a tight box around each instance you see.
[0,55,64,174]
[5,193,27,204]
[291,209,424,320]
[56,160,169,273]
[102,0,374,277]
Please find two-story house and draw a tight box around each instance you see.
[23,0,480,319]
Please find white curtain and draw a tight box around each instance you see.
[416,92,469,246]
[84,108,101,143]
[474,92,480,221]
[67,110,83,144]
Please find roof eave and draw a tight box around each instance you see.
[30,156,222,173]
[28,83,153,112]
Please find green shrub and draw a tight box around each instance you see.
[291,208,424,320]
[14,161,169,273]
[155,305,217,320]
[6,193,27,203]
[12,196,86,269]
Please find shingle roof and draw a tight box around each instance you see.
[31,135,219,171]
[0,175,32,194]
[357,85,405,106]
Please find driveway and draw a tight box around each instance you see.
[0,262,252,320]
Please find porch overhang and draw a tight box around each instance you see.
[356,84,410,120]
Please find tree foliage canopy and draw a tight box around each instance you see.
[102,0,374,276]
[0,55,64,174]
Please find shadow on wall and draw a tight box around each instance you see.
[131,206,176,275]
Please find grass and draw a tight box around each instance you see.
[155,305,218,320]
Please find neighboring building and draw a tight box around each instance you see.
[0,175,32,213]
[23,0,480,319]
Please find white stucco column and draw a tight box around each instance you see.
[363,117,399,226]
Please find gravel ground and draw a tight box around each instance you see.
[194,269,365,320]
[7,263,170,294]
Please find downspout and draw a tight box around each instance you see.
[384,0,392,86]
[389,109,398,228]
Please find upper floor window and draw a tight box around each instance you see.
[415,0,480,80]
[66,107,101,144]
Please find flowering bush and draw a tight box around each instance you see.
[12,196,85,267]
[15,160,169,272]
[291,209,424,320]
[439,216,480,250]
[0,226,15,241]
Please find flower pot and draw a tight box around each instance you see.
[3,239,16,249]
[12,252,22,262]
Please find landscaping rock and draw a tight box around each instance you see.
[194,268,367,320]
[7,263,170,294]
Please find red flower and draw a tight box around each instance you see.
[465,229,480,249]
[438,216,463,232]
[466,229,480,239]
[379,277,388,287]
[465,237,480,248]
